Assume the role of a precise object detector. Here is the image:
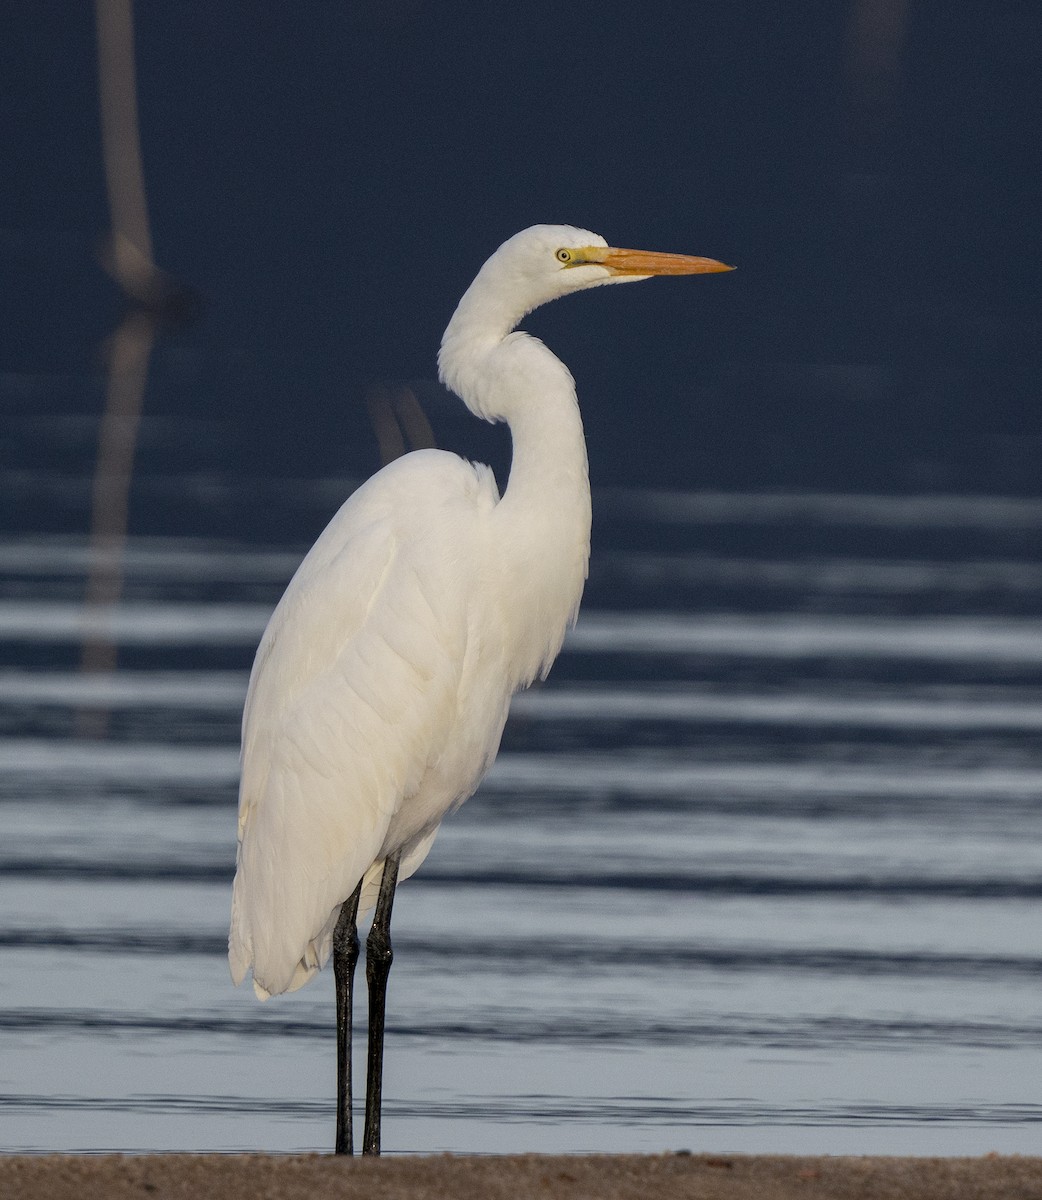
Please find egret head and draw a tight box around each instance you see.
[439,224,733,417]
[479,224,733,316]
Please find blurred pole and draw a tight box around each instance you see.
[79,0,158,736]
[845,0,907,181]
[365,383,437,464]
[848,0,906,109]
[95,0,154,287]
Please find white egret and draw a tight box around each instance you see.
[228,224,732,1154]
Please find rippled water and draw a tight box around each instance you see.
[2,487,1041,1154]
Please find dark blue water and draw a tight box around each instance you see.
[2,476,1042,1154]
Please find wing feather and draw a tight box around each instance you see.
[230,451,498,997]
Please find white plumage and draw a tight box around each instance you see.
[227,224,731,1150]
[229,448,529,997]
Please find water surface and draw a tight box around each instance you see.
[2,485,1041,1154]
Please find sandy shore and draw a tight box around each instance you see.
[3,1153,1042,1200]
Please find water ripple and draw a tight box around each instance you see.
[2,1090,1041,1128]
[1,1008,1039,1050]
[2,929,1039,981]
[3,857,1039,898]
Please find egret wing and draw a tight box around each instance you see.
[230,451,496,997]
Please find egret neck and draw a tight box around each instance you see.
[439,304,591,691]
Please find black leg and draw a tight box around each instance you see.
[333,880,362,1155]
[362,849,402,1156]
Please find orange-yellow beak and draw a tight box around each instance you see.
[598,246,734,276]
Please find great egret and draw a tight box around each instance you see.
[228,224,732,1154]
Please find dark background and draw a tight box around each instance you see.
[4,1,1041,523]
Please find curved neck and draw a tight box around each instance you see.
[438,309,592,686]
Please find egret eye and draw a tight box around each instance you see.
[555,248,572,264]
